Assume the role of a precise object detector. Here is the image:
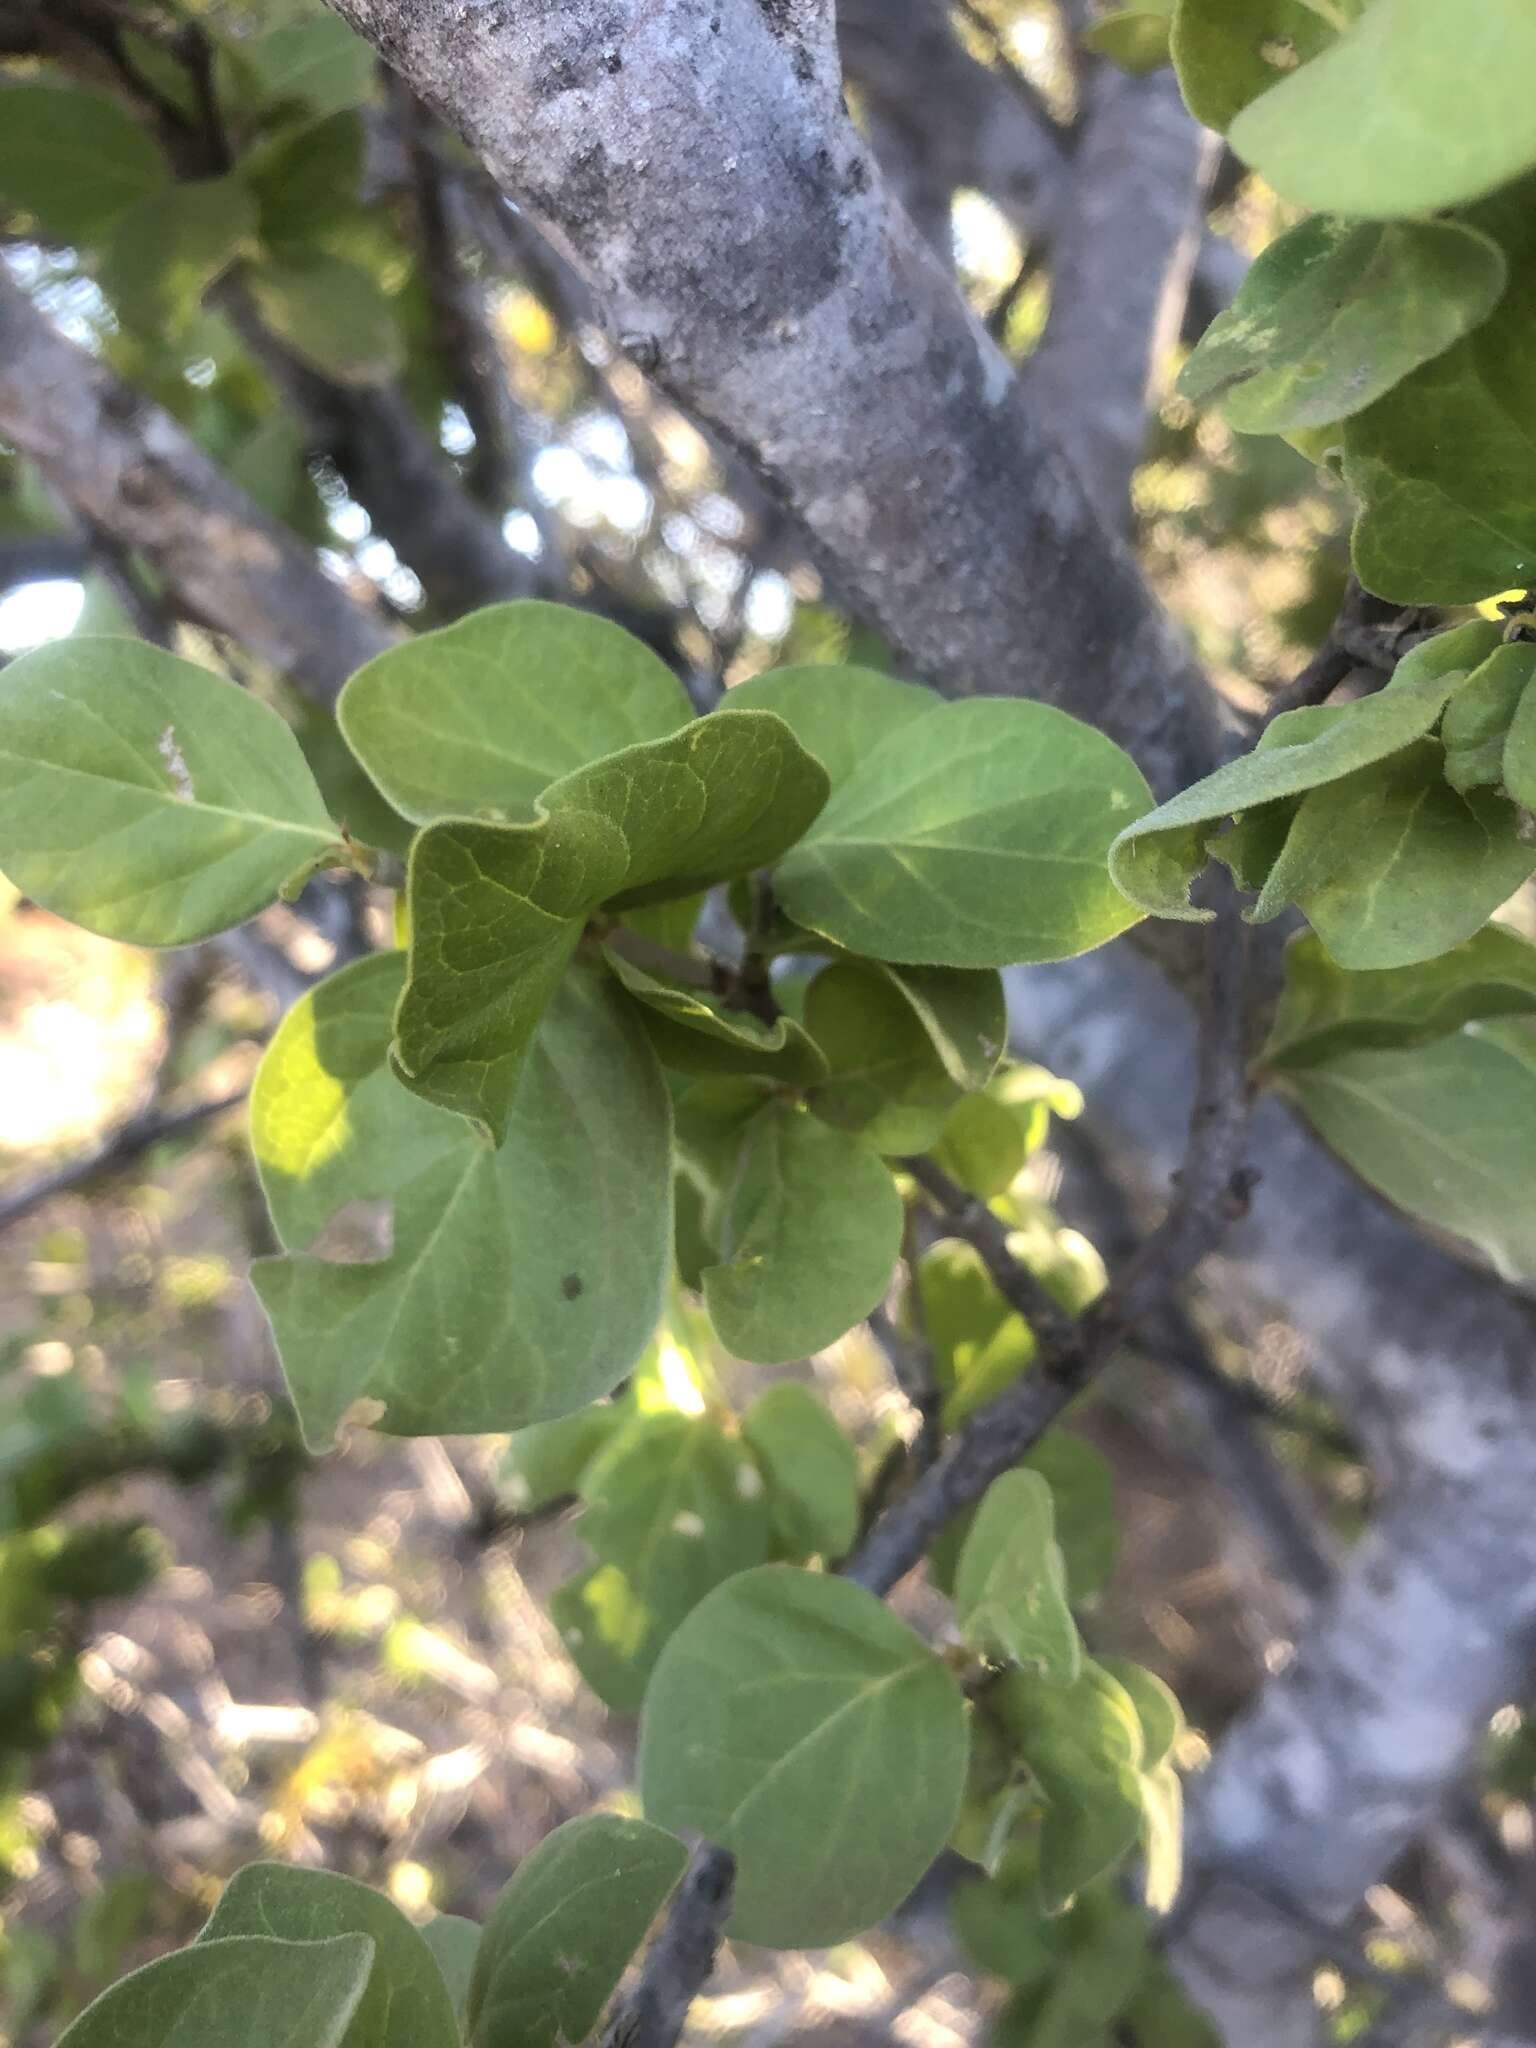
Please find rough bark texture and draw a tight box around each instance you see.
[1011,948,1536,2043]
[0,271,392,702]
[320,0,1219,800]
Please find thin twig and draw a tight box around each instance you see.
[599,1844,736,2048]
[1262,577,1434,723]
[902,1154,1074,1342]
[0,1088,248,1235]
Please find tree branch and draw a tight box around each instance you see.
[599,1844,736,2048]
[0,270,392,702]
[0,1088,249,1235]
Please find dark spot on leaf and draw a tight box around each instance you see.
[562,1272,584,1300]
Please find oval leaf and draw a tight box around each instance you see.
[0,84,167,244]
[639,1565,969,1947]
[467,1815,686,2048]
[339,603,694,826]
[955,1471,1082,1683]
[0,638,339,945]
[776,699,1151,967]
[251,955,672,1442]
[805,959,963,1152]
[57,1934,373,2048]
[741,1382,861,1561]
[1170,0,1336,133]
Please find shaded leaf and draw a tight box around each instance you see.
[1282,1027,1536,1286]
[1170,0,1337,133]
[991,1663,1146,1912]
[873,961,1007,1090]
[639,1565,969,1946]
[1027,1435,1119,1604]
[805,959,962,1152]
[0,637,338,946]
[918,1240,1037,1432]
[100,178,256,335]
[419,1918,480,2026]
[57,1935,373,2048]
[200,1863,459,2048]
[1442,642,1536,794]
[606,947,828,1087]
[956,1472,1081,1682]
[500,1406,623,1514]
[775,699,1152,967]
[0,85,166,245]
[741,1381,861,1560]
[395,711,827,1138]
[1083,7,1173,73]
[339,602,692,827]
[247,253,401,384]
[1230,0,1536,219]
[1178,215,1506,435]
[241,111,366,257]
[251,955,671,1442]
[244,14,377,117]
[467,1815,685,2048]
[1506,651,1536,810]
[703,1103,903,1362]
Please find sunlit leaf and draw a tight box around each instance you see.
[467,1816,685,2048]
[0,638,339,946]
[639,1566,969,1946]
[251,955,672,1442]
[775,699,1152,967]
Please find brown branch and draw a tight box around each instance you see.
[598,1844,736,2048]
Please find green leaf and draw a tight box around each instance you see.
[1177,216,1506,436]
[1254,741,1536,969]
[244,15,378,116]
[955,1471,1082,1683]
[339,603,693,827]
[241,112,366,258]
[1083,6,1174,74]
[1342,184,1536,605]
[804,959,962,1152]
[418,1918,480,2025]
[702,1104,903,1362]
[0,638,339,946]
[100,178,256,335]
[57,1935,373,2048]
[917,1240,1037,1432]
[741,1382,861,1560]
[500,1406,623,1514]
[1122,1961,1224,2048]
[251,955,671,1443]
[1505,648,1536,809]
[1229,0,1536,219]
[991,1663,1147,1912]
[775,699,1152,967]
[932,1091,1028,1200]
[639,1565,969,1947]
[719,663,938,785]
[1442,642,1536,794]
[1027,1435,1119,1604]
[1264,925,1536,1069]
[555,1412,771,1710]
[605,947,828,1087]
[1281,1028,1536,1286]
[200,1863,459,2048]
[872,962,1008,1090]
[1098,1659,1183,1770]
[247,253,401,384]
[467,1815,686,2048]
[0,85,167,245]
[1170,0,1338,134]
[950,1851,1067,1988]
[1107,622,1495,924]
[394,711,827,1139]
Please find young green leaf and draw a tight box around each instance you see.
[605,947,828,1087]
[1264,926,1536,1070]
[955,1471,1082,1683]
[1082,7,1173,75]
[1229,0,1536,220]
[871,962,1008,1090]
[1343,187,1536,605]
[200,1863,460,2048]
[1178,216,1506,436]
[804,959,962,1152]
[776,699,1153,966]
[990,1663,1147,1912]
[918,1240,1037,1431]
[467,1816,686,2048]
[1281,1028,1536,1286]
[56,1935,374,2048]
[741,1381,861,1560]
[718,662,939,784]
[251,955,672,1443]
[554,1411,771,1710]
[1442,642,1536,794]
[0,84,168,245]
[1107,623,1494,922]
[1169,0,1338,134]
[639,1565,969,1946]
[394,711,827,1138]
[99,177,256,336]
[932,1091,1028,1200]
[0,638,340,946]
[338,602,693,826]
[246,253,402,384]
[702,1103,903,1362]
[418,1917,480,2025]
[1250,744,1536,970]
